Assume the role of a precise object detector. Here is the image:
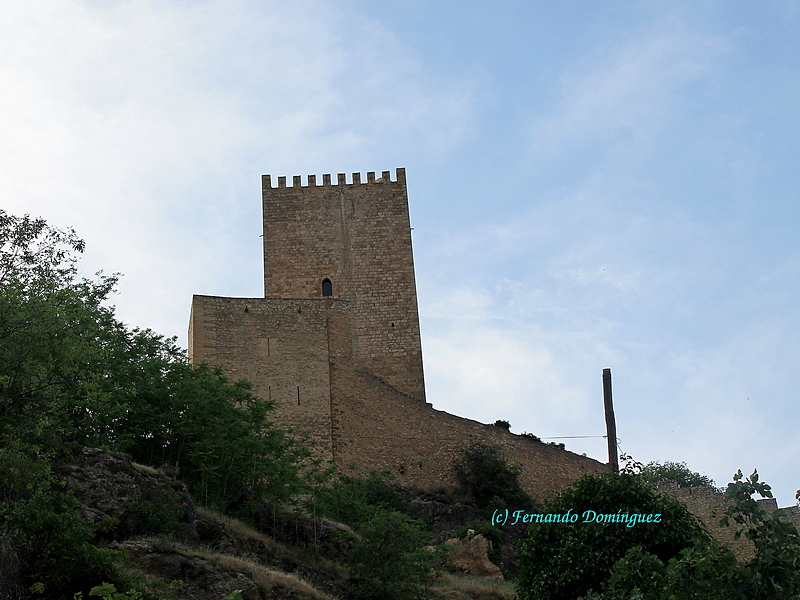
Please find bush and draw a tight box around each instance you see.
[312,470,402,530]
[348,511,442,600]
[640,460,716,488]
[0,446,125,599]
[597,541,740,600]
[0,210,312,591]
[584,470,800,600]
[516,471,708,600]
[0,210,311,516]
[453,442,532,509]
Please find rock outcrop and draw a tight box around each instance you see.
[58,448,340,599]
[61,447,195,540]
[444,531,503,579]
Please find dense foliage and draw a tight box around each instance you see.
[516,471,708,600]
[583,470,800,600]
[639,460,716,489]
[453,442,533,509]
[0,210,310,501]
[516,464,800,600]
[305,469,449,598]
[311,469,404,529]
[0,211,311,597]
[348,510,443,600]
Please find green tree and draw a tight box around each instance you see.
[0,210,310,512]
[348,511,442,600]
[453,442,532,509]
[0,211,130,596]
[596,540,741,600]
[583,470,800,600]
[0,210,312,593]
[313,470,402,529]
[93,335,311,511]
[640,460,716,488]
[516,471,708,600]
[0,211,117,454]
[719,469,800,598]
[0,443,124,598]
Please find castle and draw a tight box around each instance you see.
[188,168,606,502]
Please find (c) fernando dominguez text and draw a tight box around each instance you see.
[491,508,662,528]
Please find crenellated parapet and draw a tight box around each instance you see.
[262,168,406,189]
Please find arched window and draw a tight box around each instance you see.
[322,278,333,297]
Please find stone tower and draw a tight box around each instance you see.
[261,168,425,401]
[189,168,426,461]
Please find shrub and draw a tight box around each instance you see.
[0,210,311,516]
[0,447,125,599]
[582,470,800,600]
[640,460,716,488]
[453,443,532,509]
[313,470,402,530]
[348,511,442,600]
[516,471,708,600]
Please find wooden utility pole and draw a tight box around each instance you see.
[603,368,619,473]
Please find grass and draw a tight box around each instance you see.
[430,573,517,600]
[203,553,336,600]
[140,537,336,600]
[195,506,349,579]
[136,504,517,600]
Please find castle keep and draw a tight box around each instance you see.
[189,168,607,502]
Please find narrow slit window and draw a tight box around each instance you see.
[322,278,333,297]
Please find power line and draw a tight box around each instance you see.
[540,435,607,439]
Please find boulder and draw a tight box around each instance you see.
[444,532,503,579]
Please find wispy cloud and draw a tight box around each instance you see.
[0,0,477,337]
[528,19,728,157]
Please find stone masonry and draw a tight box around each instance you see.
[188,168,607,503]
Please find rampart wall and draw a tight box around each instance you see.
[189,295,351,462]
[331,362,609,503]
[189,294,608,504]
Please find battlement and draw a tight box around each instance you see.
[262,168,406,189]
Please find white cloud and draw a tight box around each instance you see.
[424,325,589,425]
[0,0,477,340]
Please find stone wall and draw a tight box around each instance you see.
[189,295,347,461]
[331,364,608,503]
[189,294,608,503]
[656,482,751,557]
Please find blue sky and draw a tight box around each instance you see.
[2,0,799,505]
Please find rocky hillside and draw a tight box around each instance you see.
[58,448,516,600]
